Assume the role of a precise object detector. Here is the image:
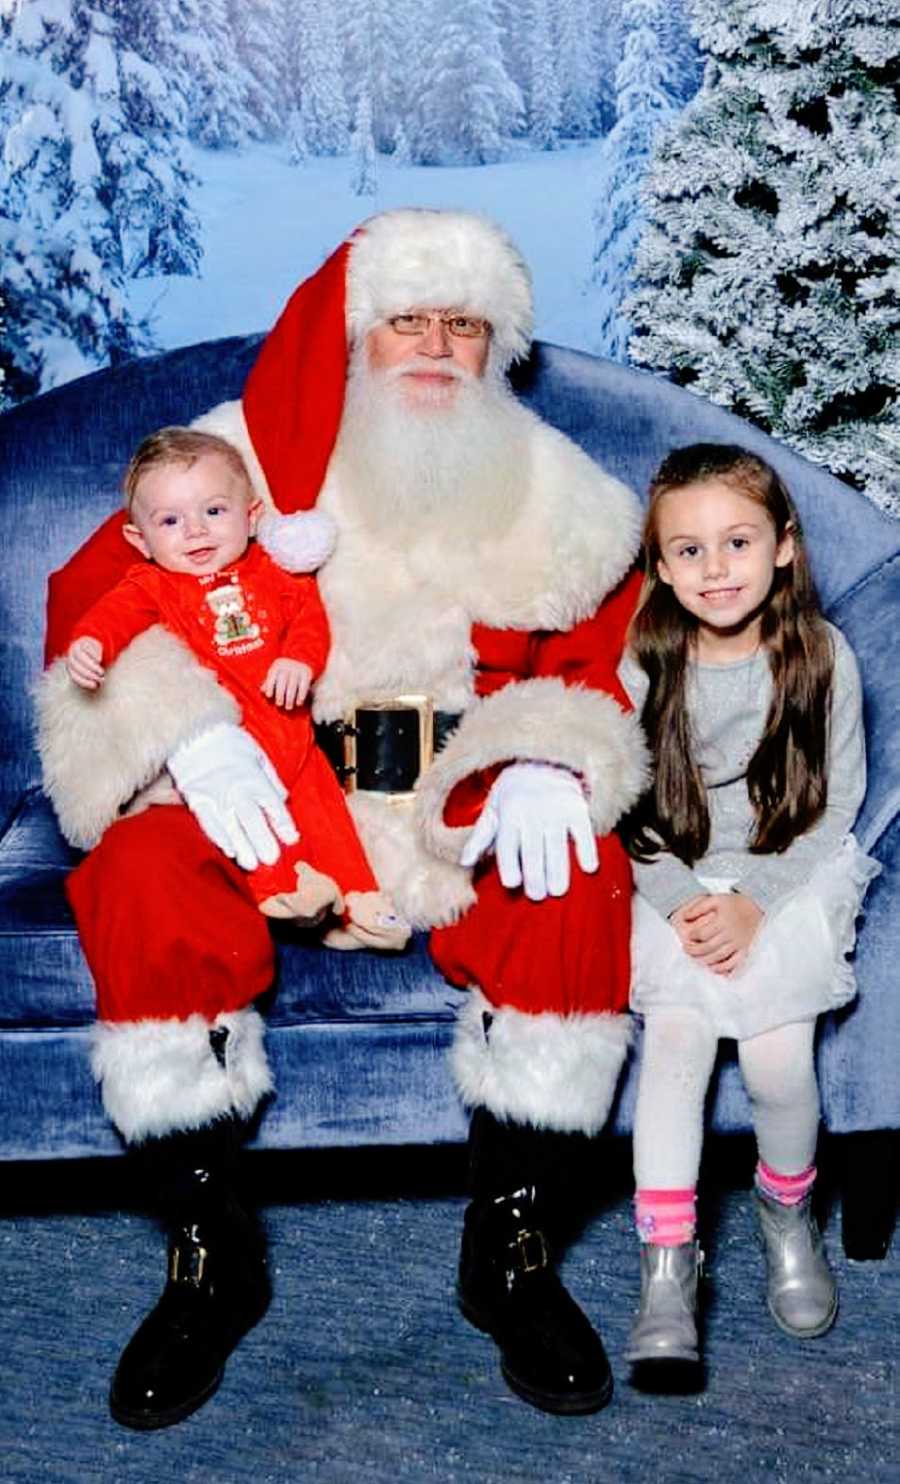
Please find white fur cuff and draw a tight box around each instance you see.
[451,990,631,1136]
[90,1009,273,1144]
[415,676,649,863]
[35,628,239,849]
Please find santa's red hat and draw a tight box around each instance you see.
[243,209,534,519]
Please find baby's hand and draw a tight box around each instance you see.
[670,892,763,977]
[262,658,312,710]
[66,636,105,689]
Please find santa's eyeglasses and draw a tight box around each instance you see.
[386,312,491,339]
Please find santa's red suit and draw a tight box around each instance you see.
[37,209,646,1148]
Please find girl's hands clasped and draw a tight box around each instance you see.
[670,892,764,976]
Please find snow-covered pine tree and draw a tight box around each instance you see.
[227,0,285,141]
[591,0,626,136]
[391,119,412,166]
[557,0,601,139]
[287,107,309,164]
[383,0,432,156]
[658,0,703,107]
[627,0,900,514]
[342,0,409,155]
[1,0,200,402]
[280,0,307,158]
[132,0,246,149]
[528,0,561,150]
[0,292,7,409]
[415,0,523,164]
[350,84,377,195]
[494,0,532,137]
[290,0,350,157]
[592,0,680,360]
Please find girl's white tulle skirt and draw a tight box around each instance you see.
[630,836,880,1041]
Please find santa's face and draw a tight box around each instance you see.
[335,329,523,540]
[124,452,262,575]
[365,309,490,405]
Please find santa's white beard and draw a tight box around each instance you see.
[331,355,529,540]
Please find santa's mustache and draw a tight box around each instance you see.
[383,358,476,386]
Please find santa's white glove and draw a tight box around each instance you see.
[459,761,599,902]
[168,722,299,871]
[255,508,337,573]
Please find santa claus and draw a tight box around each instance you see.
[38,208,647,1425]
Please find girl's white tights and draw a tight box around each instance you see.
[633,1006,820,1190]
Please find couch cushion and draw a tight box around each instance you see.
[0,789,92,1027]
[0,789,466,1032]
[267,926,463,1027]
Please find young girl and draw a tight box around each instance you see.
[618,444,878,1372]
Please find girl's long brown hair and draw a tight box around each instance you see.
[622,444,834,864]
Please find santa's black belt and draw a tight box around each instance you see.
[315,696,462,796]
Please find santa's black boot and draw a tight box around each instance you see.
[457,1108,612,1415]
[109,1117,270,1431]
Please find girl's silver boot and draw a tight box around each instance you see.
[625,1241,701,1364]
[754,1189,837,1338]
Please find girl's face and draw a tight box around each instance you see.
[654,478,794,656]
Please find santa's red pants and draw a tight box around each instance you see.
[68,807,632,1024]
[430,832,632,1015]
[68,807,272,1024]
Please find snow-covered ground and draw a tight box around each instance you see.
[129,137,615,358]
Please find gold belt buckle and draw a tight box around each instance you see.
[343,693,435,800]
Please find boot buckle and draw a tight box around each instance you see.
[170,1241,210,1287]
[513,1227,549,1274]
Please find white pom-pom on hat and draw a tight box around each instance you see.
[255,508,337,573]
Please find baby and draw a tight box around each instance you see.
[66,425,409,951]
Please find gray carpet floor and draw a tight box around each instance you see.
[0,1141,896,1484]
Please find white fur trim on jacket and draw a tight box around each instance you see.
[90,1008,273,1144]
[347,209,534,372]
[415,677,649,864]
[346,791,476,931]
[35,628,239,849]
[191,399,275,509]
[486,409,639,631]
[452,989,631,1136]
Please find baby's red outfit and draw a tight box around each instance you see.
[68,541,378,906]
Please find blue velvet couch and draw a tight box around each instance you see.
[1,338,897,1248]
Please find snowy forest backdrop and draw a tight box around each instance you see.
[2,0,898,512]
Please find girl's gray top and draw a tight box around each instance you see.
[617,622,866,919]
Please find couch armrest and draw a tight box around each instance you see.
[815,560,900,1135]
[818,811,900,1132]
[827,556,900,854]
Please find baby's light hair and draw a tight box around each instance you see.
[123,427,253,512]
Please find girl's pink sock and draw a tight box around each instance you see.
[755,1159,816,1207]
[634,1188,696,1246]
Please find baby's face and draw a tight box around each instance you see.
[124,452,261,575]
